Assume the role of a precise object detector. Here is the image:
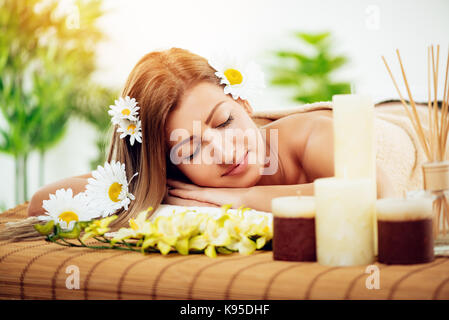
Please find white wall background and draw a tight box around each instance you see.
[1,0,448,210]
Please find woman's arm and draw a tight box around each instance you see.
[241,183,314,212]
[166,178,314,212]
[242,170,394,212]
[167,169,393,213]
[27,172,93,217]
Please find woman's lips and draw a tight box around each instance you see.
[222,150,249,177]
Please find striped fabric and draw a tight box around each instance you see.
[1,203,448,300]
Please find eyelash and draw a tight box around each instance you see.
[188,148,198,160]
[187,114,234,159]
[217,114,234,128]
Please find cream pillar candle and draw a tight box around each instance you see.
[314,177,375,266]
[332,94,378,255]
[332,94,376,180]
[271,196,316,261]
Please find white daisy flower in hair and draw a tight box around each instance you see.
[108,96,140,125]
[40,188,98,230]
[85,160,138,217]
[208,53,265,101]
[116,119,142,146]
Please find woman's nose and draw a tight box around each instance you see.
[203,130,235,164]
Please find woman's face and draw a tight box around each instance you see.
[165,82,267,187]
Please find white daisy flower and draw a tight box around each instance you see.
[116,119,142,146]
[108,96,140,125]
[208,53,265,101]
[40,188,98,230]
[84,160,138,217]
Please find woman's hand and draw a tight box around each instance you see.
[164,179,247,208]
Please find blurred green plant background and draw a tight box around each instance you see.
[0,2,352,209]
[0,0,117,205]
[270,31,351,103]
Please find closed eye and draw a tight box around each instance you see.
[187,114,234,159]
[187,146,200,160]
[216,114,234,128]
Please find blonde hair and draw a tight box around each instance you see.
[107,47,221,227]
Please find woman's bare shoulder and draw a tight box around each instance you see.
[73,172,93,179]
[262,109,332,138]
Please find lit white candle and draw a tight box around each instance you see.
[314,177,375,266]
[332,94,378,255]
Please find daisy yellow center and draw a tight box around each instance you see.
[224,68,243,85]
[127,123,136,134]
[121,109,131,116]
[108,182,123,202]
[58,211,79,224]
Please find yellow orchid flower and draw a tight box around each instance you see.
[128,210,154,236]
[144,215,178,255]
[205,244,217,258]
[175,238,189,255]
[81,215,118,241]
[204,217,232,247]
[154,216,179,245]
[236,236,257,255]
[157,240,172,255]
[222,210,272,254]
[171,210,206,238]
[186,214,233,257]
[141,235,158,251]
[94,204,271,258]
[111,227,137,244]
[110,209,155,244]
[189,234,208,251]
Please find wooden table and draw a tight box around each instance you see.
[1,203,448,300]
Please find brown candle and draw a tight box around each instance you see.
[376,198,434,265]
[271,196,316,262]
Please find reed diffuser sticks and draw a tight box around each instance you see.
[382,45,449,241]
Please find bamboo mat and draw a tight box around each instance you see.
[1,203,449,300]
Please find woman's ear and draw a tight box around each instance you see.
[239,99,253,116]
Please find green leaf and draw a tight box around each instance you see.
[256,237,267,249]
[270,30,352,103]
[33,220,55,236]
[59,223,81,239]
[275,51,309,62]
[296,32,330,45]
[78,221,91,230]
[217,247,233,255]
